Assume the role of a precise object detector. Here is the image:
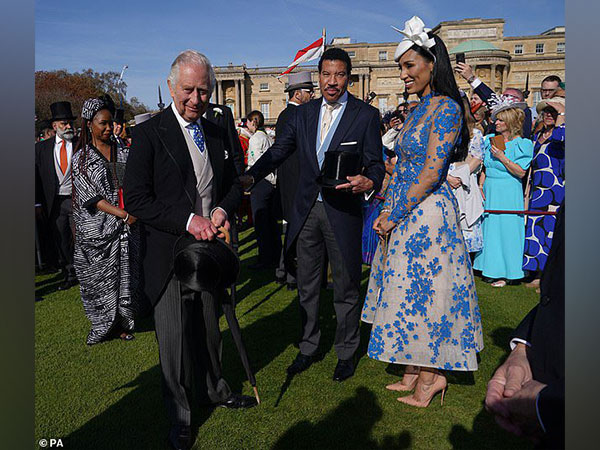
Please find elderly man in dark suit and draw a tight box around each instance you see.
[242,47,384,382]
[35,101,78,290]
[123,50,256,450]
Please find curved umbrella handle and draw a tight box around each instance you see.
[218,226,231,244]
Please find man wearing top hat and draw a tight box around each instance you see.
[112,107,127,146]
[241,47,384,382]
[123,50,255,450]
[275,71,314,288]
[35,101,78,290]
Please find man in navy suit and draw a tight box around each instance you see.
[242,48,384,382]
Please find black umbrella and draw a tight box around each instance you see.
[222,295,260,404]
[212,227,261,404]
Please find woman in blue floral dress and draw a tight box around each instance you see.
[362,16,483,408]
[522,97,565,285]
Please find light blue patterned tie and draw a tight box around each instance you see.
[187,122,205,153]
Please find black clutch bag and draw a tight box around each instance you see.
[317,149,361,188]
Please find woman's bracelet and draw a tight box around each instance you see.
[381,209,391,214]
[123,213,129,223]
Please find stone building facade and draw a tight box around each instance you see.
[212,17,565,125]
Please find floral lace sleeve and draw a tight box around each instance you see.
[388,98,462,224]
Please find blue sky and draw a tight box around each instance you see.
[35,0,564,108]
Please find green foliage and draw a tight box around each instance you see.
[35,230,537,449]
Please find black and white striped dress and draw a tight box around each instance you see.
[72,143,138,345]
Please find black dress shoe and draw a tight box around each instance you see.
[168,424,192,450]
[286,281,297,291]
[218,393,258,409]
[57,279,76,291]
[287,353,313,375]
[333,358,355,382]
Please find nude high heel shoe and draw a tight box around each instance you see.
[397,373,447,408]
[386,367,421,392]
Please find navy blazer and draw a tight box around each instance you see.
[123,106,242,305]
[247,93,384,282]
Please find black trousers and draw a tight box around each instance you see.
[250,179,282,266]
[154,276,231,426]
[48,195,75,279]
[296,201,360,361]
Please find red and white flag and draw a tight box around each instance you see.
[278,36,325,77]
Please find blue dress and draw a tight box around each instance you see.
[473,136,533,280]
[523,125,565,272]
[362,93,483,371]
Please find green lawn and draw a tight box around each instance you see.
[35,229,538,449]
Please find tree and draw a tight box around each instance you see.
[35,69,150,131]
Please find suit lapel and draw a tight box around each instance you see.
[305,99,321,173]
[41,139,58,192]
[157,107,196,206]
[328,93,361,153]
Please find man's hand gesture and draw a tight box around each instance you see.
[335,175,374,194]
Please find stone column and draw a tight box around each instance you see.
[359,74,364,100]
[217,80,223,105]
[240,77,246,118]
[235,79,241,119]
[502,65,509,92]
[365,73,371,95]
[490,64,497,92]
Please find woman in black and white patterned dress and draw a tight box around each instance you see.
[72,97,138,345]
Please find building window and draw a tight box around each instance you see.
[260,82,269,91]
[536,43,544,54]
[378,51,387,61]
[347,51,356,58]
[514,44,523,55]
[378,97,388,111]
[557,42,565,53]
[260,102,270,118]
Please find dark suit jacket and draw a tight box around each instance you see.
[123,106,242,306]
[35,138,77,216]
[204,103,246,176]
[474,81,533,139]
[513,203,564,447]
[275,103,299,221]
[246,93,384,282]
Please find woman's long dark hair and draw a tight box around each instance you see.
[410,33,469,162]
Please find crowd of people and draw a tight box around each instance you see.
[35,14,565,450]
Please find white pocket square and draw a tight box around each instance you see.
[340,141,357,146]
[224,150,229,159]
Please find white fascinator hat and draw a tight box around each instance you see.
[392,16,436,62]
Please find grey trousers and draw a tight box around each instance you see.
[296,201,360,360]
[154,276,231,426]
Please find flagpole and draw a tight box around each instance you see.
[322,27,327,51]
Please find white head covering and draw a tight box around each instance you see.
[392,16,436,62]
[489,95,528,121]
